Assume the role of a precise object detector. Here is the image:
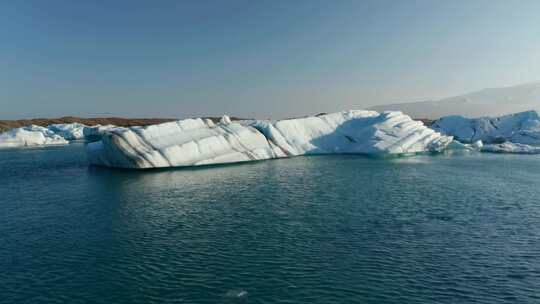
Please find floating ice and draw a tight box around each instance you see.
[252,111,452,156]
[432,110,540,145]
[47,123,87,140]
[86,117,284,168]
[83,125,118,142]
[87,110,453,169]
[225,290,248,298]
[444,140,483,153]
[482,142,540,154]
[0,122,100,148]
[0,126,68,148]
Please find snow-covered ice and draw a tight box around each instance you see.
[5,109,538,158]
[87,110,453,169]
[252,111,452,156]
[86,117,284,169]
[47,123,87,140]
[83,125,118,142]
[220,115,232,125]
[0,123,97,148]
[443,140,483,154]
[432,110,540,145]
[0,126,68,148]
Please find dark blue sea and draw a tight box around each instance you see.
[1,143,540,303]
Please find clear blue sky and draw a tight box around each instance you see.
[1,0,540,119]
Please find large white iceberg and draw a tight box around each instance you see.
[432,110,540,145]
[86,110,453,169]
[0,126,68,148]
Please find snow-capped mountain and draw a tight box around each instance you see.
[370,82,540,119]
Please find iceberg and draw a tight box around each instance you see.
[443,140,483,154]
[0,126,68,148]
[86,110,453,169]
[47,123,87,140]
[432,110,540,145]
[83,125,118,142]
[0,122,100,148]
[86,117,284,169]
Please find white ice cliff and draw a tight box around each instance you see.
[432,110,540,145]
[86,110,453,169]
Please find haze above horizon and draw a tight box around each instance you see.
[2,0,540,119]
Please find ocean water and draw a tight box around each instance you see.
[1,143,540,304]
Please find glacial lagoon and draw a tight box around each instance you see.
[1,143,540,303]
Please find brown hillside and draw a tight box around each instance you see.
[0,116,248,133]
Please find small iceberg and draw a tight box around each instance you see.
[482,142,540,154]
[0,126,68,148]
[0,122,109,148]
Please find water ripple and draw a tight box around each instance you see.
[1,146,540,303]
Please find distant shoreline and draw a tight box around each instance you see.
[0,116,251,133]
[0,117,176,133]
